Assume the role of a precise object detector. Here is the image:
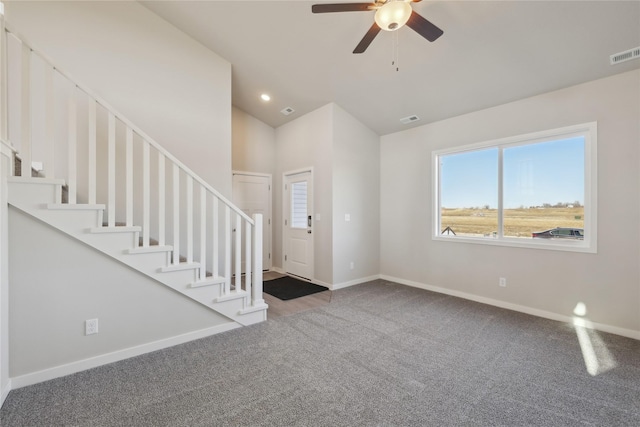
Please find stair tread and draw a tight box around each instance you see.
[48,203,105,210]
[8,176,65,185]
[160,262,201,273]
[127,245,173,254]
[91,225,142,233]
[190,276,226,288]
[214,290,249,303]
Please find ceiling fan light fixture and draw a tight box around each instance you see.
[374,1,412,31]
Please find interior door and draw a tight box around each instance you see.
[232,173,272,271]
[284,171,313,280]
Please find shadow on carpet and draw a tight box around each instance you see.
[263,276,329,300]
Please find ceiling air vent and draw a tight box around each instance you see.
[610,46,640,65]
[281,107,295,116]
[400,115,420,125]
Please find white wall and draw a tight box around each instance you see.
[232,107,276,176]
[380,70,640,336]
[274,104,333,284]
[8,208,233,382]
[4,0,233,196]
[332,105,380,286]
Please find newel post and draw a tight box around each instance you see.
[252,213,264,306]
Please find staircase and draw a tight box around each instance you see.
[0,21,267,326]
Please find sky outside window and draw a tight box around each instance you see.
[503,137,585,209]
[440,137,584,209]
[440,147,498,209]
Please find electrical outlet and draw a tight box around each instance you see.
[350,261,354,270]
[499,277,507,287]
[85,318,99,335]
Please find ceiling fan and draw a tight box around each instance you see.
[312,0,443,54]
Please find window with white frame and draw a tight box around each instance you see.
[433,122,597,252]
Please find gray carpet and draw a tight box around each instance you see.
[1,279,639,426]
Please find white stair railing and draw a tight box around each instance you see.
[0,22,265,313]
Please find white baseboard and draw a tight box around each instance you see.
[1,379,11,408]
[380,275,640,341]
[312,278,331,288]
[331,274,381,290]
[10,322,241,390]
[270,266,285,274]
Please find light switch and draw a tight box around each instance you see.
[345,214,351,222]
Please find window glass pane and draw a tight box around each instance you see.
[503,137,585,239]
[440,148,498,237]
[291,181,308,229]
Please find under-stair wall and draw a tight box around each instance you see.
[8,206,239,386]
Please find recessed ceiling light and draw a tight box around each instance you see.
[260,93,271,102]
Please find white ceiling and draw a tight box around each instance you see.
[142,1,640,136]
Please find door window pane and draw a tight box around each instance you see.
[291,181,307,229]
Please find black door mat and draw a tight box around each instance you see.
[263,276,329,300]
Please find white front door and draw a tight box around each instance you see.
[284,170,313,280]
[232,173,272,271]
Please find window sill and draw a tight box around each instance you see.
[432,234,597,253]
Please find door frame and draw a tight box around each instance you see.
[232,170,272,271]
[283,167,314,281]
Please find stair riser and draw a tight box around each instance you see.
[13,208,102,233]
[233,309,267,325]
[83,233,138,252]
[199,289,253,321]
[120,251,169,272]
[8,182,62,207]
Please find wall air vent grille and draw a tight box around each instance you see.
[281,107,295,116]
[610,46,640,65]
[400,115,420,125]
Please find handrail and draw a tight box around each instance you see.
[4,23,253,225]
[0,138,15,152]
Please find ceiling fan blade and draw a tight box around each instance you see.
[312,3,374,13]
[406,10,443,42]
[353,23,381,54]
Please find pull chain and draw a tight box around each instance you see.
[395,30,399,71]
[391,30,400,72]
